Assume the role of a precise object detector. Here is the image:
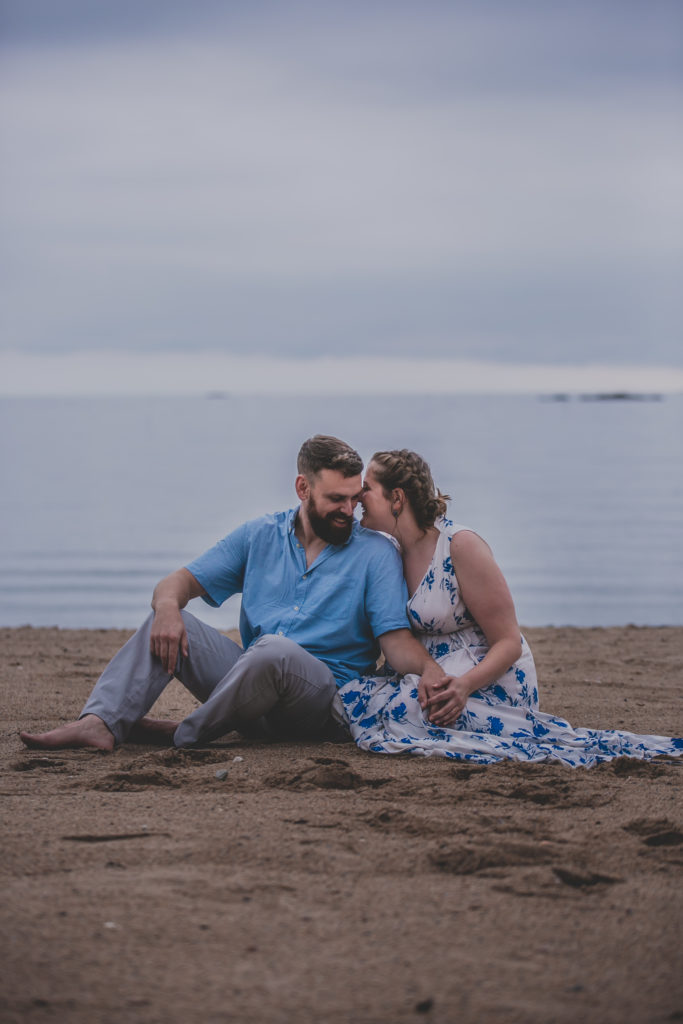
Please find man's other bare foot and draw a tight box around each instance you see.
[20,714,115,752]
[127,717,180,746]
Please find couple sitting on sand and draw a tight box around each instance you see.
[22,435,682,766]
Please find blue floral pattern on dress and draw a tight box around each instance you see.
[333,518,683,766]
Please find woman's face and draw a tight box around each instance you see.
[359,465,394,532]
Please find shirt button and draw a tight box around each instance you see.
[294,605,299,611]
[302,574,308,579]
[277,630,284,636]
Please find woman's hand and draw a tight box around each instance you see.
[424,674,474,727]
[417,660,452,710]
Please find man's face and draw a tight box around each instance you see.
[304,469,363,545]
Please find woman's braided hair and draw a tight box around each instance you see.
[370,450,450,530]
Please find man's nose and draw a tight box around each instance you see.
[339,498,355,516]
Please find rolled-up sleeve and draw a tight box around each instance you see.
[185,522,249,607]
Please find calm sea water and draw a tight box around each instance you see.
[1,394,682,629]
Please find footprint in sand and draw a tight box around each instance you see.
[430,839,557,875]
[484,778,611,809]
[552,867,620,889]
[623,818,683,847]
[13,756,69,773]
[157,749,236,766]
[610,758,669,777]
[93,770,180,791]
[268,759,390,791]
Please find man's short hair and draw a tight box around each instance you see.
[297,435,363,480]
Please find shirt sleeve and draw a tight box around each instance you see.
[363,537,411,637]
[185,521,250,608]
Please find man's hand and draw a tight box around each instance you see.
[417,660,450,710]
[424,674,473,727]
[149,568,205,673]
[150,604,189,674]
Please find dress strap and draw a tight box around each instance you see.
[436,516,473,544]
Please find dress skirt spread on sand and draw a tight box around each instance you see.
[334,520,683,766]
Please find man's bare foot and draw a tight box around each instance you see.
[127,717,180,746]
[20,714,115,752]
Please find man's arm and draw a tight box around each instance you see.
[150,568,207,673]
[378,629,451,710]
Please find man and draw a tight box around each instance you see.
[21,435,451,752]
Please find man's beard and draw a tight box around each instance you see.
[307,495,354,545]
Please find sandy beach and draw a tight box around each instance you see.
[2,624,682,1024]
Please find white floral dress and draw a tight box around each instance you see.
[334,519,683,765]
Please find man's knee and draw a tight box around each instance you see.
[179,609,203,631]
[247,635,335,691]
[178,609,224,650]
[244,635,310,682]
[249,633,305,663]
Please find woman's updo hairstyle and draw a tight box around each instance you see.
[370,450,450,530]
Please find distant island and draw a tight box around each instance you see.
[541,393,663,403]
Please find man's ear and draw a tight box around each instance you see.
[295,474,310,501]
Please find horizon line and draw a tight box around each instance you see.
[2,351,683,397]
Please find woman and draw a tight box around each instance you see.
[334,449,683,765]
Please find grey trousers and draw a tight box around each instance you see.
[81,610,338,747]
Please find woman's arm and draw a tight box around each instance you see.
[425,531,522,726]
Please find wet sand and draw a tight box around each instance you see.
[2,625,682,1024]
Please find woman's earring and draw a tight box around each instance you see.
[392,508,400,519]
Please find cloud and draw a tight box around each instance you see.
[1,1,681,362]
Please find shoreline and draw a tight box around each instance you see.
[2,625,682,1023]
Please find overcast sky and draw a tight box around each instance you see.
[2,0,682,370]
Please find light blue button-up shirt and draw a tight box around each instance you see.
[186,509,410,685]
